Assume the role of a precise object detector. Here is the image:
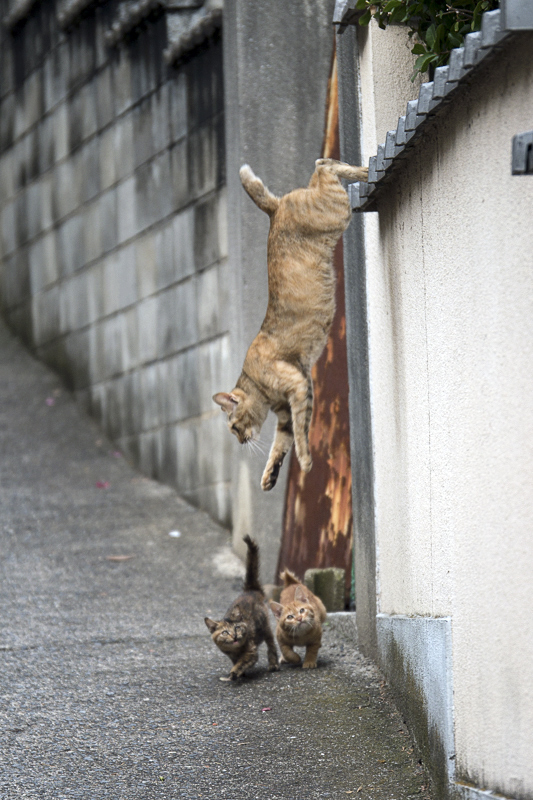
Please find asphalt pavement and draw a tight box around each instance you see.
[0,318,432,800]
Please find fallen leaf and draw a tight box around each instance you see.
[106,555,135,561]
[357,787,363,793]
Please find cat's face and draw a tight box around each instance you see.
[279,601,316,634]
[212,390,261,445]
[205,617,248,651]
[270,594,317,634]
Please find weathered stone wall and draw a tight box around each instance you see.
[0,0,231,524]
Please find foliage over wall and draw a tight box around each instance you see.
[355,0,499,77]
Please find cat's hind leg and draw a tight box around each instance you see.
[240,165,280,216]
[261,408,294,492]
[315,157,368,183]
[288,376,313,475]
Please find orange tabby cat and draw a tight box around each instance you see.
[269,569,327,669]
[213,158,368,491]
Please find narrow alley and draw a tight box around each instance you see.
[0,319,430,799]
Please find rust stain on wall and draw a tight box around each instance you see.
[277,44,354,602]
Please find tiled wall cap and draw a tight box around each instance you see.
[480,9,506,47]
[447,46,467,82]
[368,155,378,184]
[501,0,533,30]
[417,82,434,115]
[432,66,450,98]
[343,3,524,212]
[404,99,419,132]
[396,116,407,146]
[463,30,482,66]
[384,130,397,160]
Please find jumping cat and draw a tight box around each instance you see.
[269,569,327,670]
[213,158,368,491]
[204,535,280,681]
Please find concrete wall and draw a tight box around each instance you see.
[341,19,533,800]
[0,0,232,525]
[222,0,335,580]
[0,0,336,582]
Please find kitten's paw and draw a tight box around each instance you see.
[302,661,318,669]
[358,166,369,182]
[268,663,281,672]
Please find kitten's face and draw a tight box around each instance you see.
[205,618,248,651]
[212,391,260,445]
[280,602,316,634]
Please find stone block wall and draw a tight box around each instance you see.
[0,0,232,524]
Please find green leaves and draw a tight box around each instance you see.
[356,0,498,79]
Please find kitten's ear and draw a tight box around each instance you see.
[213,392,239,414]
[294,585,309,603]
[269,601,283,619]
[204,617,218,633]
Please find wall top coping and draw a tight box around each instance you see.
[334,1,533,212]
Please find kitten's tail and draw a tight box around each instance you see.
[280,568,301,587]
[242,535,264,595]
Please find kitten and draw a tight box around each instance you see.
[213,158,368,491]
[205,535,280,681]
[269,569,327,670]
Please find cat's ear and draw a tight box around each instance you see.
[294,585,309,603]
[204,617,218,633]
[213,392,239,414]
[269,601,283,619]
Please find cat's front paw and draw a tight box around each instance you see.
[268,662,280,672]
[358,166,369,182]
[302,661,318,669]
[261,461,282,491]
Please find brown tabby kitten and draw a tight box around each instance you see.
[269,569,327,670]
[213,158,368,491]
[205,535,279,681]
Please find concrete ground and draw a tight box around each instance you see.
[0,318,432,800]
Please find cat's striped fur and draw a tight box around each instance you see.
[213,159,368,491]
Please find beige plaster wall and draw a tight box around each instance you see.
[363,29,533,794]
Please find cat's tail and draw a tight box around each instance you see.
[242,535,264,595]
[280,568,301,587]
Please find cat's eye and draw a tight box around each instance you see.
[287,614,294,620]
[300,608,305,613]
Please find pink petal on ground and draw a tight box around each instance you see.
[45,398,55,406]
[96,481,110,489]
